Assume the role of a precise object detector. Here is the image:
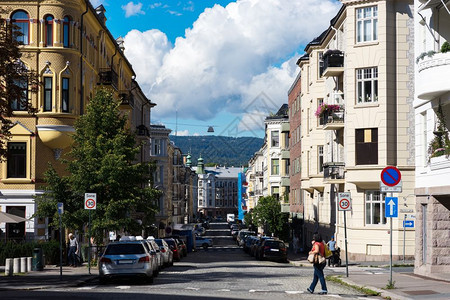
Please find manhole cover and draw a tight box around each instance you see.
[403,290,439,296]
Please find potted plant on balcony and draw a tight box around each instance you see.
[315,103,342,118]
[441,41,450,53]
[428,102,450,160]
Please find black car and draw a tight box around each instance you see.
[258,239,288,263]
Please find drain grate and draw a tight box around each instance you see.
[403,290,439,296]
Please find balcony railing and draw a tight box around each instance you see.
[255,171,263,177]
[323,162,345,181]
[136,124,150,137]
[98,68,118,90]
[323,108,345,130]
[119,91,134,107]
[322,50,344,77]
[331,92,344,105]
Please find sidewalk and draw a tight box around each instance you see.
[0,264,97,291]
[288,252,450,300]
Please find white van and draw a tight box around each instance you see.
[227,214,235,223]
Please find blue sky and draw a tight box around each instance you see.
[90,0,341,138]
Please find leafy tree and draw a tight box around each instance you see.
[0,10,38,160]
[35,89,161,243]
[253,196,289,240]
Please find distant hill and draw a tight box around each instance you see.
[170,135,264,167]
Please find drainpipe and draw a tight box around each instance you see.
[80,1,88,115]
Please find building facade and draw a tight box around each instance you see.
[297,0,416,260]
[413,0,450,278]
[0,1,153,241]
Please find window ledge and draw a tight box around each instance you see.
[355,103,380,108]
[354,41,379,48]
[2,178,33,184]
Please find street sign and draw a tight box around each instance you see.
[57,202,64,215]
[403,220,414,228]
[338,192,351,211]
[84,193,97,210]
[385,197,398,218]
[380,182,402,193]
[381,166,402,187]
[399,208,413,213]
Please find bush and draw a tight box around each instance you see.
[441,41,450,53]
[0,240,60,266]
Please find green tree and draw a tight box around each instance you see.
[35,89,161,242]
[253,196,289,241]
[0,12,38,159]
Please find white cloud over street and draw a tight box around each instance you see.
[123,0,340,126]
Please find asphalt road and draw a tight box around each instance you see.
[1,223,383,299]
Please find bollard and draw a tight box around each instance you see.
[27,257,32,272]
[21,257,27,273]
[5,258,13,276]
[13,258,20,274]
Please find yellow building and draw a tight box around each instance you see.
[0,1,153,241]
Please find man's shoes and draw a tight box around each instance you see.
[318,291,328,295]
[306,288,313,294]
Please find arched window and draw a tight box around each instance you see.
[44,15,54,46]
[11,10,30,45]
[63,16,71,47]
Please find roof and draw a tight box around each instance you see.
[191,166,242,178]
[266,104,289,120]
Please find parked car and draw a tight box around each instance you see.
[194,224,206,236]
[164,238,182,261]
[257,239,288,263]
[236,230,256,247]
[252,236,275,259]
[154,238,173,267]
[230,224,240,240]
[145,238,164,272]
[243,236,259,253]
[98,241,155,284]
[195,236,213,249]
[175,238,188,257]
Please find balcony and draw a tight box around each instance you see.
[331,92,344,105]
[417,52,450,101]
[98,68,118,90]
[136,124,150,137]
[281,176,290,187]
[322,50,344,77]
[323,108,345,130]
[255,171,263,177]
[119,91,134,108]
[323,162,345,184]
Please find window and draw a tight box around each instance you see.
[283,159,290,176]
[318,146,324,173]
[318,98,324,125]
[271,186,279,200]
[365,191,386,225]
[318,52,324,78]
[44,15,54,46]
[356,6,378,43]
[11,79,28,111]
[357,67,378,103]
[271,159,279,175]
[271,131,279,147]
[63,16,71,48]
[43,77,52,111]
[355,128,378,165]
[11,11,29,45]
[62,78,69,112]
[7,142,26,178]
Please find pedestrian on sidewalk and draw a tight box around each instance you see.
[307,233,328,295]
[327,236,337,267]
[68,233,79,267]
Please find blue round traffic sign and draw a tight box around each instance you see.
[381,166,401,187]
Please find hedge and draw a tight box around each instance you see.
[0,240,60,266]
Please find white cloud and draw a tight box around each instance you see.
[124,0,340,123]
[172,130,190,136]
[89,0,104,8]
[167,10,182,16]
[122,2,145,18]
[183,1,195,12]
[149,2,162,9]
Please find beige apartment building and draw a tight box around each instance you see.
[0,1,156,241]
[297,0,415,260]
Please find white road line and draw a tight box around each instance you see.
[249,290,270,293]
[285,291,304,294]
[115,286,131,290]
[78,287,95,290]
[218,289,231,292]
[185,287,200,291]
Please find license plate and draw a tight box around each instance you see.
[271,249,279,252]
[118,259,133,264]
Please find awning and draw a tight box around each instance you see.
[418,0,450,14]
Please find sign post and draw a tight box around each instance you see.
[338,192,351,278]
[84,193,96,275]
[381,165,401,288]
[57,202,64,281]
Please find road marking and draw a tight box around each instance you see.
[185,287,200,291]
[285,291,304,294]
[78,287,95,290]
[218,289,230,292]
[249,289,270,293]
[115,286,131,290]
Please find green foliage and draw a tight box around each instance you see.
[252,196,289,240]
[326,275,381,296]
[416,50,437,63]
[385,280,396,289]
[441,41,450,53]
[428,102,450,159]
[170,135,263,166]
[34,88,161,243]
[0,240,59,266]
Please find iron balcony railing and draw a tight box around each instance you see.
[323,50,344,69]
[98,68,118,90]
[323,108,345,126]
[323,162,345,180]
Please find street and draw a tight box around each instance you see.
[1,222,382,300]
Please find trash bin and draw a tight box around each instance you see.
[32,247,43,271]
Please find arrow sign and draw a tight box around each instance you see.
[403,220,414,228]
[385,197,398,218]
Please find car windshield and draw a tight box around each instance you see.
[265,241,285,248]
[165,240,175,246]
[105,243,146,255]
[154,239,163,246]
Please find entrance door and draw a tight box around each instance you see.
[6,206,26,241]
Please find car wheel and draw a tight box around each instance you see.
[99,277,108,284]
[146,275,154,284]
[202,244,208,249]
